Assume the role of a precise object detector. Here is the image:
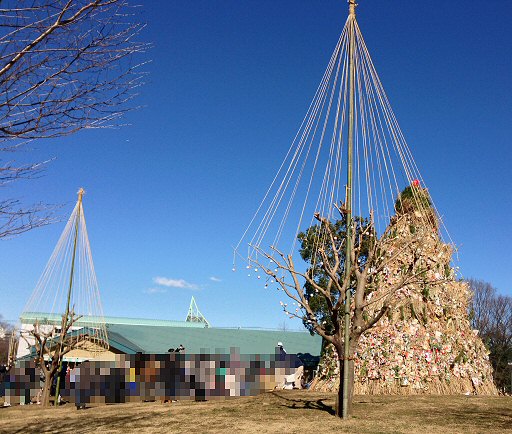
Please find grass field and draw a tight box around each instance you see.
[1,391,511,434]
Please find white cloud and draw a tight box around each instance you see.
[153,276,199,290]
[209,276,222,282]
[145,287,167,294]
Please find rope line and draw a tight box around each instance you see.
[235,13,454,282]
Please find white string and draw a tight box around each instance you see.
[236,12,452,280]
[21,193,109,352]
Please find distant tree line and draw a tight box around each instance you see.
[468,278,512,393]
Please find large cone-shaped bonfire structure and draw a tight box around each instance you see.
[311,185,496,394]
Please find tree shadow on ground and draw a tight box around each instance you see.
[270,391,335,415]
[6,409,162,434]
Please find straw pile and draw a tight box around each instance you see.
[311,188,497,395]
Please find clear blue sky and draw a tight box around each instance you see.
[1,1,511,329]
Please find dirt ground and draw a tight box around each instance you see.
[0,391,511,434]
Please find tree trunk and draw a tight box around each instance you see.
[335,343,356,418]
[41,373,52,407]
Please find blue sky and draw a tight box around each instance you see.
[1,1,511,329]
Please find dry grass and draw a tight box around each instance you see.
[0,391,511,434]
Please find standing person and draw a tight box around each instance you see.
[277,342,286,357]
[70,365,86,410]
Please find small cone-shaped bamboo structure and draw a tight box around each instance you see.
[21,188,109,354]
[310,185,497,395]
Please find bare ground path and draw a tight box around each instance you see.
[0,391,511,434]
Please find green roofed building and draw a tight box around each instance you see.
[17,310,322,362]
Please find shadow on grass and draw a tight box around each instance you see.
[419,406,512,431]
[6,408,164,434]
[270,391,336,416]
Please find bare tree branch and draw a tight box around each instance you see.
[0,0,148,141]
[0,0,148,239]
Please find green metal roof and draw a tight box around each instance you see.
[20,312,204,328]
[108,324,322,356]
[107,330,145,354]
[19,312,322,357]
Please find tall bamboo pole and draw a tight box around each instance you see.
[342,0,356,420]
[54,188,83,405]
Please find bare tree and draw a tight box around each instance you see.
[0,0,148,238]
[0,155,57,238]
[278,320,289,332]
[469,279,512,393]
[0,315,15,366]
[20,308,85,406]
[255,203,443,417]
[469,279,496,340]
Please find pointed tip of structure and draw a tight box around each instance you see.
[186,296,210,328]
[77,187,85,200]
